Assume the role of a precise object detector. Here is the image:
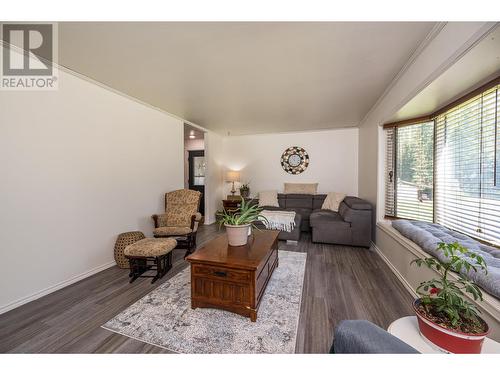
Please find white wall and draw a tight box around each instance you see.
[221,128,359,197]
[0,60,184,313]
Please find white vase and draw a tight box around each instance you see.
[224,223,251,246]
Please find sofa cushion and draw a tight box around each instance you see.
[313,194,327,209]
[284,194,313,209]
[310,209,347,227]
[343,196,372,210]
[277,194,286,208]
[310,210,351,244]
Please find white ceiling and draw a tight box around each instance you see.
[388,25,500,123]
[57,22,436,135]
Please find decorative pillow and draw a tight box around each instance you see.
[259,190,279,207]
[284,183,318,194]
[321,192,346,212]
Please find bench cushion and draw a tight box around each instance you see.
[392,219,500,299]
[124,238,177,257]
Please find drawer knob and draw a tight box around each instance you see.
[214,271,227,277]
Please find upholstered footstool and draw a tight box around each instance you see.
[124,238,177,284]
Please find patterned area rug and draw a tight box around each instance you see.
[102,250,306,354]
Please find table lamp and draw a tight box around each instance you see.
[225,170,240,196]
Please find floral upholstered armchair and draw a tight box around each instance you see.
[152,189,202,257]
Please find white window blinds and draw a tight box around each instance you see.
[384,122,434,221]
[435,86,500,245]
[385,127,396,217]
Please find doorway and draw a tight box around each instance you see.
[188,150,205,215]
[184,124,205,216]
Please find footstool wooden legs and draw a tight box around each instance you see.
[127,253,173,284]
[123,238,177,284]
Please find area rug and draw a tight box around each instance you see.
[102,250,306,353]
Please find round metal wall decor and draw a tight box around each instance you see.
[281,146,309,174]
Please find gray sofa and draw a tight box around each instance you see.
[255,193,372,247]
[331,320,418,354]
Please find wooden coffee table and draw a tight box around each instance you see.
[186,229,279,322]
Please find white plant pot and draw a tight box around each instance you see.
[224,223,251,246]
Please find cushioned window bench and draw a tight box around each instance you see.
[374,221,500,341]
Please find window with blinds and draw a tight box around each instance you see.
[435,86,500,245]
[385,121,434,221]
[385,128,396,217]
[384,81,500,246]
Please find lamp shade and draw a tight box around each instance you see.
[225,170,240,182]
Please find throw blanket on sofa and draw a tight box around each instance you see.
[392,220,500,299]
[260,210,296,232]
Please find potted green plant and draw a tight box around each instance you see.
[218,199,267,246]
[411,242,489,353]
[239,182,250,198]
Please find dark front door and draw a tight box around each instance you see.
[188,150,205,215]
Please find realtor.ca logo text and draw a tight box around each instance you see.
[1,22,58,90]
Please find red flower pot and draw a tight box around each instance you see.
[413,299,489,353]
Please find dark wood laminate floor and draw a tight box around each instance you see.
[0,225,413,353]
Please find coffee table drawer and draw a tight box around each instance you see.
[192,264,251,283]
[268,249,278,271]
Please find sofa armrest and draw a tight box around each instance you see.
[343,196,372,210]
[338,200,373,247]
[331,320,419,354]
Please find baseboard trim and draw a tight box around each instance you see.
[371,241,418,299]
[204,218,216,225]
[0,260,117,315]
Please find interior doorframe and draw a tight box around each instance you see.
[188,149,205,215]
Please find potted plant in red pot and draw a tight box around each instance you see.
[412,242,489,353]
